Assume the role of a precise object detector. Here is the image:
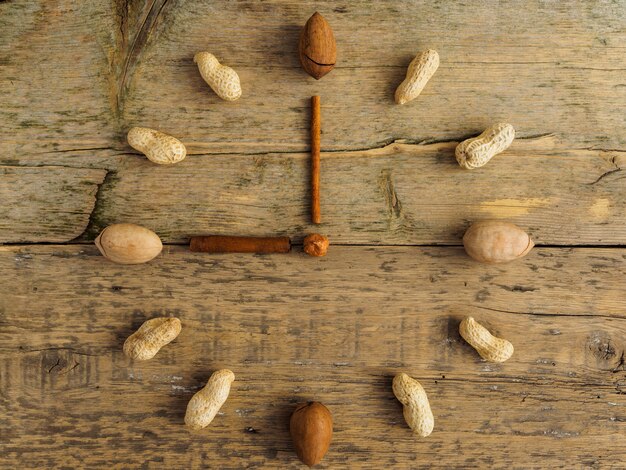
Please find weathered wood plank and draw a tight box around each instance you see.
[1,2,625,468]
[0,1,122,160]
[80,136,625,244]
[3,138,624,245]
[0,166,107,243]
[0,245,624,468]
[1,0,624,162]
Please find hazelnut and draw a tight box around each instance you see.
[303,234,329,257]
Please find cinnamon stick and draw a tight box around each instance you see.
[311,95,321,224]
[190,236,291,253]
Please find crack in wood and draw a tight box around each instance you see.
[72,170,113,242]
[47,358,61,373]
[58,361,80,375]
[117,0,170,115]
[588,168,622,186]
[472,304,626,321]
[613,352,625,373]
[378,169,402,219]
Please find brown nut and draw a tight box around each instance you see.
[95,223,163,264]
[290,401,333,467]
[463,220,534,264]
[299,12,336,80]
[303,234,329,257]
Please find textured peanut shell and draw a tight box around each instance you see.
[460,316,514,363]
[185,369,235,430]
[299,12,337,80]
[95,223,162,264]
[455,123,515,169]
[463,220,534,264]
[392,373,434,437]
[303,234,329,257]
[395,49,439,104]
[123,317,181,361]
[127,127,187,165]
[194,52,242,101]
[290,401,333,467]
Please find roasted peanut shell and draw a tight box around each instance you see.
[194,52,242,101]
[395,49,439,105]
[127,127,187,165]
[392,373,434,437]
[460,316,514,362]
[455,123,515,169]
[185,369,235,430]
[123,317,182,360]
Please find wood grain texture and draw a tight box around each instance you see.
[79,136,625,245]
[2,136,624,245]
[0,166,107,243]
[0,245,624,468]
[1,0,624,244]
[1,1,626,468]
[1,0,624,160]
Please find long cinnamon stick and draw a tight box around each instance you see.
[311,95,321,224]
[190,236,291,253]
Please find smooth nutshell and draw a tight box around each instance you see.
[194,52,242,101]
[127,127,187,165]
[392,373,434,437]
[303,233,329,257]
[460,316,514,363]
[290,401,333,467]
[299,12,337,80]
[185,369,235,430]
[123,317,182,361]
[95,223,162,264]
[455,123,515,169]
[463,220,534,264]
[395,49,439,105]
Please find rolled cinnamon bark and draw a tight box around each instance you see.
[190,236,291,253]
[311,95,321,224]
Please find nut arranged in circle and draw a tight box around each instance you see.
[392,373,434,437]
[123,317,182,361]
[127,127,187,165]
[463,220,533,264]
[395,49,439,105]
[95,223,163,265]
[460,316,514,363]
[185,369,235,430]
[290,401,333,467]
[455,123,515,169]
[299,12,337,80]
[194,52,242,101]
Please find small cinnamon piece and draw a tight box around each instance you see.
[311,95,321,224]
[190,236,291,253]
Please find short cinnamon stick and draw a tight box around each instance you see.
[190,236,291,253]
[311,95,321,224]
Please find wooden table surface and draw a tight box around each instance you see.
[1,1,625,468]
